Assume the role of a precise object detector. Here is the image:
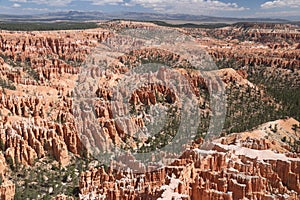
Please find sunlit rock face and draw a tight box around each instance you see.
[79,118,299,200]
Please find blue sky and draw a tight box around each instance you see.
[0,0,299,19]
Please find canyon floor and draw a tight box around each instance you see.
[0,21,299,200]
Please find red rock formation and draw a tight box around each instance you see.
[79,146,300,200]
[0,180,15,200]
[79,117,300,200]
[0,30,113,83]
[0,21,299,200]
[0,116,84,166]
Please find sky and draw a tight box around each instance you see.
[0,0,299,19]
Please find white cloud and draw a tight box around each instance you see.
[22,7,49,11]
[10,0,28,2]
[127,0,247,14]
[261,0,300,9]
[8,0,247,14]
[90,0,124,5]
[10,0,124,6]
[10,0,72,6]
[12,3,21,7]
